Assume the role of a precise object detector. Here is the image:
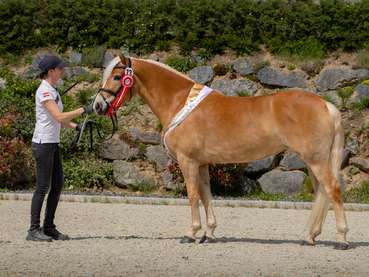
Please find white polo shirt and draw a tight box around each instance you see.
[32,80,63,144]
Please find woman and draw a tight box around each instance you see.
[27,55,93,241]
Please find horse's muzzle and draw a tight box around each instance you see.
[94,101,108,115]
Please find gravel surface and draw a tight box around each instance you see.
[1,200,369,276]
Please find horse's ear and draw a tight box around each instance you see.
[118,53,126,65]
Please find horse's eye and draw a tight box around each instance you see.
[113,75,121,81]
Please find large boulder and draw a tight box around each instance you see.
[232,58,254,76]
[256,67,308,88]
[315,67,369,92]
[103,49,121,68]
[99,134,139,160]
[345,137,360,155]
[63,67,90,80]
[258,169,306,195]
[317,90,342,106]
[341,148,351,169]
[244,155,276,177]
[355,69,369,80]
[354,83,369,101]
[145,145,169,171]
[127,128,161,145]
[211,79,257,96]
[113,160,156,189]
[350,157,369,174]
[280,151,306,171]
[188,66,214,84]
[68,50,82,66]
[162,168,183,190]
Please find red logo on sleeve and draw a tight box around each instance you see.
[43,92,50,97]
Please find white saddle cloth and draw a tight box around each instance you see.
[163,84,214,156]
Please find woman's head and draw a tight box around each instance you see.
[38,55,65,83]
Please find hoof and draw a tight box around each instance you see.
[199,235,216,244]
[180,236,196,244]
[334,242,349,250]
[300,239,315,246]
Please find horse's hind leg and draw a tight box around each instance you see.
[303,167,330,245]
[177,154,202,243]
[309,163,349,249]
[198,165,217,243]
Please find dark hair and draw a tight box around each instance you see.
[38,55,65,79]
[39,71,48,79]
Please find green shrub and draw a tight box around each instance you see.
[63,155,114,190]
[127,181,155,194]
[353,96,369,110]
[75,89,96,105]
[356,50,369,69]
[362,79,369,86]
[344,181,369,203]
[237,91,249,97]
[81,46,106,67]
[2,0,369,58]
[253,60,271,72]
[337,86,354,110]
[0,137,35,190]
[271,38,326,59]
[165,55,197,72]
[0,69,38,142]
[287,64,296,71]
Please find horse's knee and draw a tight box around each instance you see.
[192,222,201,232]
[325,184,342,203]
[207,220,217,229]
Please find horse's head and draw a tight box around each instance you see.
[93,54,134,115]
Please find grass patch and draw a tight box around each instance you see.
[362,79,369,86]
[237,91,249,97]
[165,55,197,72]
[253,60,270,72]
[243,188,314,202]
[343,181,369,204]
[356,50,369,69]
[127,181,155,194]
[353,96,369,110]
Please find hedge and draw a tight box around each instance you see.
[1,0,369,58]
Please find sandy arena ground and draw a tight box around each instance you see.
[1,200,369,276]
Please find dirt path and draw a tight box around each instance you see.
[1,200,369,276]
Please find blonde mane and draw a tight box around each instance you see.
[102,57,194,87]
[138,58,193,81]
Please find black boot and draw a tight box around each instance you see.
[26,228,53,242]
[43,227,69,241]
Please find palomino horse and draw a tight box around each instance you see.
[93,55,349,250]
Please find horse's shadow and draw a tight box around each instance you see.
[69,235,369,249]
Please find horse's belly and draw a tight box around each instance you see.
[200,132,285,164]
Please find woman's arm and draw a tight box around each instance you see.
[62,121,78,129]
[43,100,84,125]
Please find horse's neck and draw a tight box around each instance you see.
[132,59,195,128]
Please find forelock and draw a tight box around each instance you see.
[102,57,121,86]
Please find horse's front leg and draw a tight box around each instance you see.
[199,164,217,243]
[177,154,202,243]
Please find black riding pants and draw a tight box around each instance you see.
[30,142,64,231]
